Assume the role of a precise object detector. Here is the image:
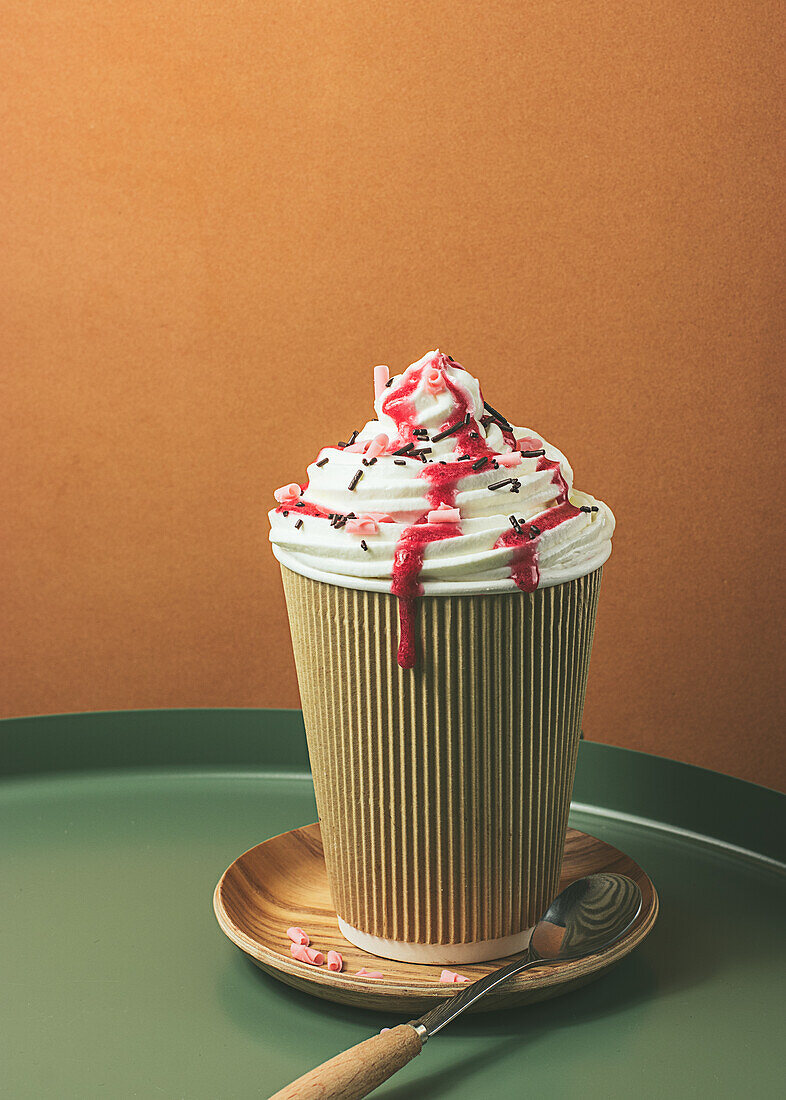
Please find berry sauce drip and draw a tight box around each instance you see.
[420,461,466,510]
[441,372,496,460]
[391,523,460,668]
[275,499,331,519]
[494,501,581,592]
[536,454,569,503]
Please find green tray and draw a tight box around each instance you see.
[1,709,784,1099]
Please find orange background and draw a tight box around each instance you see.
[2,1,784,790]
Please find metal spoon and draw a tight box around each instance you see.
[268,873,642,1100]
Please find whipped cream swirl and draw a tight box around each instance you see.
[269,350,614,665]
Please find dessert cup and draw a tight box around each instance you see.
[280,563,602,964]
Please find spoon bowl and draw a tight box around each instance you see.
[530,872,644,962]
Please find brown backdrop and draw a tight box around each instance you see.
[2,1,784,790]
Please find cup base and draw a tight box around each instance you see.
[337,916,533,964]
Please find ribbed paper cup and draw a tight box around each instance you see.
[280,564,602,964]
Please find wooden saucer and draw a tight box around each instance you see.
[213,823,658,1013]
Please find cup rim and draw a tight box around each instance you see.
[272,543,610,595]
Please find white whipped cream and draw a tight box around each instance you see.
[269,350,613,594]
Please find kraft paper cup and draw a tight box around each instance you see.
[280,563,602,964]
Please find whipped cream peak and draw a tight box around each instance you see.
[269,349,614,667]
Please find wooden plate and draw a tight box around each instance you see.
[213,823,658,1013]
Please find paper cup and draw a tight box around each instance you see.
[280,564,602,963]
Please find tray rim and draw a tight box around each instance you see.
[1,709,784,867]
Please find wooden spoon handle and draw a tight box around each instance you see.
[267,1023,423,1100]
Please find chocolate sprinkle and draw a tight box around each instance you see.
[472,457,488,470]
[468,431,479,439]
[348,469,363,491]
[520,448,546,458]
[361,457,377,466]
[483,401,511,428]
[457,454,470,461]
[360,539,368,551]
[347,430,359,446]
[394,459,407,465]
[580,505,600,513]
[509,515,522,535]
[510,479,521,493]
[488,478,514,490]
[393,442,414,455]
[315,457,329,467]
[431,420,464,442]
[385,377,394,387]
[295,518,303,530]
[529,524,540,539]
[282,510,289,517]
[296,501,305,507]
[410,446,432,458]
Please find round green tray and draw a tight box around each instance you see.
[1,709,784,1099]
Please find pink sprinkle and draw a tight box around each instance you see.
[497,452,522,468]
[365,433,390,459]
[425,365,446,394]
[439,969,471,983]
[363,511,395,523]
[274,483,302,505]
[290,943,324,965]
[356,968,384,978]
[326,951,344,972]
[516,436,542,452]
[286,927,309,946]
[374,365,390,399]
[344,441,366,453]
[427,503,461,524]
[346,518,378,535]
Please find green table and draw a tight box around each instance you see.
[1,710,784,1099]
